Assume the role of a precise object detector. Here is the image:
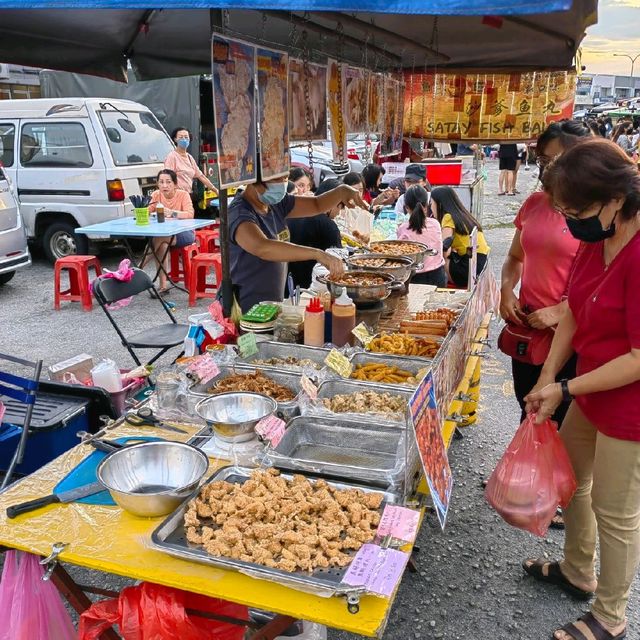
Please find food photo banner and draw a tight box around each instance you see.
[288,59,328,142]
[403,70,576,141]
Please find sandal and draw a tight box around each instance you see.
[550,507,565,530]
[553,612,626,640]
[497,192,506,196]
[522,559,594,601]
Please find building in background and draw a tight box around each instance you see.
[0,64,41,100]
[576,73,640,108]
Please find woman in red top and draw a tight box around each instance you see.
[523,139,640,640]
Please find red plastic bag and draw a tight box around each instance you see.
[78,581,248,640]
[485,414,575,536]
[0,551,76,640]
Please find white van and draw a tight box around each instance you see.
[0,165,30,285]
[0,98,175,262]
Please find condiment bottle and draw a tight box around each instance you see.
[304,297,325,347]
[322,291,332,344]
[331,290,356,347]
[156,202,165,223]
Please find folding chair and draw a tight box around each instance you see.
[0,353,43,490]
[93,268,189,366]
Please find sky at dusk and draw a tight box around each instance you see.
[581,0,640,76]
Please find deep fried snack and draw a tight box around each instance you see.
[368,332,440,358]
[322,390,406,418]
[208,369,295,402]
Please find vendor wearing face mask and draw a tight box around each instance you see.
[230,160,367,312]
[164,127,218,197]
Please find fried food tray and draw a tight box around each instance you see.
[265,416,403,487]
[151,466,398,597]
[349,352,432,389]
[237,341,330,373]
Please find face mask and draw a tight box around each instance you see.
[258,182,287,206]
[176,138,189,149]
[565,207,616,243]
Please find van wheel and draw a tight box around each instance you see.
[42,222,89,263]
[0,271,15,285]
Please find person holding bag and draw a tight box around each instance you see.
[522,138,640,640]
[499,120,591,425]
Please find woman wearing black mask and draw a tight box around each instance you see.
[521,139,640,640]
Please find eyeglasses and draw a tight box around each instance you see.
[536,156,551,168]
[553,203,604,221]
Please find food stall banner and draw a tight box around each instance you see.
[343,66,368,134]
[380,77,402,156]
[403,70,576,141]
[288,59,327,142]
[256,46,289,181]
[327,59,347,164]
[409,371,452,529]
[367,72,384,134]
[211,35,257,188]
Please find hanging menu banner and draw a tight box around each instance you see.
[409,370,453,530]
[367,71,384,133]
[327,59,347,163]
[403,70,576,141]
[344,66,368,134]
[380,77,401,157]
[211,35,257,188]
[289,59,328,142]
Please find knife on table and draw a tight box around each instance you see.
[6,481,105,519]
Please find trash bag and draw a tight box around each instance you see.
[0,550,76,640]
[485,414,575,537]
[78,581,248,640]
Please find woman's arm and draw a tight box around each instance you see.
[441,227,453,258]
[500,230,526,324]
[288,185,368,218]
[569,350,640,396]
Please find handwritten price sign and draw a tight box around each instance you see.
[342,544,409,597]
[376,505,420,544]
[255,415,286,447]
[186,354,220,385]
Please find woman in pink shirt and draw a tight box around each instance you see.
[164,127,218,197]
[397,185,446,287]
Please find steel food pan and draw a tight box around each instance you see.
[316,271,403,304]
[349,352,431,389]
[151,465,397,596]
[237,341,329,373]
[346,254,413,283]
[266,416,403,487]
[368,240,437,267]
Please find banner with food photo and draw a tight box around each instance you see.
[403,70,576,141]
[211,35,257,188]
[379,77,400,156]
[367,71,384,133]
[289,58,328,142]
[392,81,405,153]
[409,371,453,529]
[344,66,368,134]
[257,46,290,181]
[327,58,347,163]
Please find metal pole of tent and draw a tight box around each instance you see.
[219,188,233,317]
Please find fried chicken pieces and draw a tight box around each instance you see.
[184,469,384,573]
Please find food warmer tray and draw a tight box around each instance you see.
[151,466,398,598]
[264,416,403,488]
[349,352,432,389]
[237,341,330,374]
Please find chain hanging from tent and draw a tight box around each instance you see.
[222,9,230,34]
[430,17,440,146]
[335,22,347,170]
[259,12,268,43]
[408,54,416,151]
[301,30,315,177]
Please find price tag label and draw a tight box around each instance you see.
[342,544,409,597]
[376,505,420,544]
[255,415,286,447]
[324,349,353,378]
[186,354,220,385]
[352,322,374,346]
[300,374,318,401]
[237,332,259,358]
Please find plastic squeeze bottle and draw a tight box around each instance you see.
[331,290,356,347]
[304,297,325,347]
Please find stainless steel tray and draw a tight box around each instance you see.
[237,341,329,374]
[151,465,397,597]
[189,364,302,420]
[349,352,431,389]
[265,416,403,487]
[315,379,412,425]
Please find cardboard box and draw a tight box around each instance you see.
[48,354,94,384]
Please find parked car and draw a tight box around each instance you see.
[290,140,363,186]
[0,165,30,285]
[347,133,379,162]
[0,98,175,262]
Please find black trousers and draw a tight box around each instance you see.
[410,266,447,287]
[511,353,578,426]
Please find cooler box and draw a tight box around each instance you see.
[425,161,463,186]
[0,393,89,475]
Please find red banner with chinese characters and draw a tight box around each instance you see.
[403,70,576,141]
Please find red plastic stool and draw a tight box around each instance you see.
[195,229,220,254]
[189,253,222,307]
[169,243,198,285]
[54,255,102,311]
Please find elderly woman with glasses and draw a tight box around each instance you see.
[521,138,640,640]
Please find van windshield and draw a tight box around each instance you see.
[98,109,173,166]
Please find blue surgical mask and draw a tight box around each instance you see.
[176,138,189,149]
[258,182,287,206]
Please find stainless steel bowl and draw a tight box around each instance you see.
[317,271,403,304]
[96,442,208,518]
[195,392,277,443]
[368,240,437,267]
[346,254,414,283]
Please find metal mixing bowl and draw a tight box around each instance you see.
[96,441,208,518]
[195,392,278,443]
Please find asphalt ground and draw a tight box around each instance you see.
[0,160,638,639]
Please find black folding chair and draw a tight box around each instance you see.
[0,353,43,490]
[93,268,189,366]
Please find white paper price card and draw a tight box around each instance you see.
[352,322,374,346]
[237,332,259,358]
[376,505,420,544]
[300,374,318,401]
[255,415,286,447]
[324,349,353,378]
[342,544,409,597]
[187,354,220,385]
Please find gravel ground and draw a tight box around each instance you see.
[1,160,638,639]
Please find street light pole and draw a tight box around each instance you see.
[614,53,640,99]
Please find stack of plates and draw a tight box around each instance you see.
[239,319,276,333]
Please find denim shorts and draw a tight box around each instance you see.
[174,230,196,248]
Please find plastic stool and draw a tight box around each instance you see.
[195,229,220,254]
[54,255,102,311]
[169,244,198,285]
[188,253,222,307]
